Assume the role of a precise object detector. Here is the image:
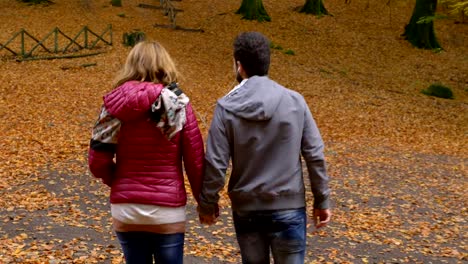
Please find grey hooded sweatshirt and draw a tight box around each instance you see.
[199,76,330,214]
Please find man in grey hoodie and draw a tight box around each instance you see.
[198,32,331,264]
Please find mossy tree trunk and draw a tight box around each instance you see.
[403,0,441,49]
[236,0,271,22]
[300,0,329,16]
[111,0,122,7]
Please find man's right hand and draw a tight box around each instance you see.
[197,205,219,225]
[199,213,218,225]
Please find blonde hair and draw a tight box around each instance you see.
[113,40,180,88]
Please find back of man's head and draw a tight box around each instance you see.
[233,32,271,77]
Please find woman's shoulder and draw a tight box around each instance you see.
[104,81,164,121]
[107,81,162,97]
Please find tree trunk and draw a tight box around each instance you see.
[403,0,441,49]
[300,0,329,16]
[236,0,271,22]
[111,0,122,7]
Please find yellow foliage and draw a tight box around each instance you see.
[441,0,468,18]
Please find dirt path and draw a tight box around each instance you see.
[0,142,465,263]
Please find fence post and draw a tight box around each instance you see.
[84,26,88,49]
[54,27,59,53]
[109,24,113,45]
[21,29,25,56]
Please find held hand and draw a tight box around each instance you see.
[198,213,218,225]
[197,205,219,225]
[313,208,331,229]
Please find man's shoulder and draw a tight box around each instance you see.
[267,78,303,98]
[273,83,306,105]
[212,100,229,117]
[282,85,304,99]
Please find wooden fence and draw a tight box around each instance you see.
[0,25,112,60]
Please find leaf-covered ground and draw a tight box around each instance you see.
[0,0,466,263]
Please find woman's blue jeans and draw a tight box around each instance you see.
[233,207,307,264]
[116,231,184,264]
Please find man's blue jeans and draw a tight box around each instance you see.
[116,231,184,264]
[233,207,307,264]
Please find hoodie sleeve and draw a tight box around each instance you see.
[300,99,331,209]
[88,105,120,187]
[198,104,229,215]
[181,103,205,204]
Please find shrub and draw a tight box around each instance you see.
[123,31,146,47]
[19,0,53,4]
[421,83,454,99]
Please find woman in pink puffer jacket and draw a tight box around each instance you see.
[88,40,204,264]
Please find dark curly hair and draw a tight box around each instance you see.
[233,32,270,77]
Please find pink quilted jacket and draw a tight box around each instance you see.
[88,81,204,207]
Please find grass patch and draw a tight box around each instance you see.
[284,49,295,55]
[270,42,295,55]
[270,42,283,50]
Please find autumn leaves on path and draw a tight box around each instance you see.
[0,142,466,263]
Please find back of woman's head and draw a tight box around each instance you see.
[113,41,180,88]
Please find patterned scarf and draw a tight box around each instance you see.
[151,83,189,139]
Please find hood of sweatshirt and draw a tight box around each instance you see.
[103,81,163,122]
[218,76,284,121]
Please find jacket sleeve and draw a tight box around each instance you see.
[182,103,205,204]
[88,106,120,187]
[301,99,331,209]
[198,104,229,215]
